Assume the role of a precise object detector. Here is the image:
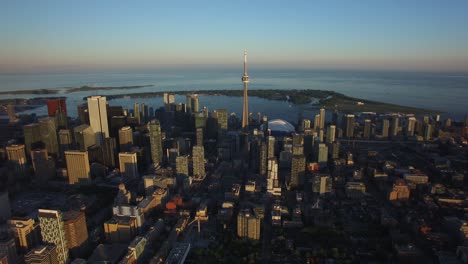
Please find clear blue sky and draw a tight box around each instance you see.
[2,0,468,73]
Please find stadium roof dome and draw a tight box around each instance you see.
[262,119,295,134]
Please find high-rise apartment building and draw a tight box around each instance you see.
[64,151,90,184]
[319,108,326,129]
[290,154,306,189]
[407,117,416,136]
[267,136,276,158]
[345,114,355,138]
[424,123,432,141]
[163,93,175,111]
[148,120,163,166]
[363,119,372,139]
[38,209,68,264]
[314,114,321,130]
[133,103,141,124]
[237,209,260,240]
[213,109,228,139]
[186,94,199,113]
[87,96,109,146]
[196,127,204,146]
[382,119,390,138]
[267,158,281,196]
[62,211,88,259]
[176,155,189,178]
[326,125,336,144]
[24,244,59,264]
[391,117,399,137]
[317,143,328,163]
[259,142,268,176]
[192,145,205,177]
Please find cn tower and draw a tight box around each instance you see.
[241,50,249,130]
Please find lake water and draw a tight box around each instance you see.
[0,69,467,122]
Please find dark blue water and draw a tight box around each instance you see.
[1,69,467,121]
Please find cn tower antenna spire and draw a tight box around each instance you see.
[241,50,249,130]
[244,49,247,75]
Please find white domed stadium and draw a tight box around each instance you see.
[261,119,295,136]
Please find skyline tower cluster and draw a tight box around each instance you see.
[0,50,467,264]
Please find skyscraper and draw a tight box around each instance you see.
[319,108,326,129]
[134,103,141,124]
[65,151,90,184]
[47,98,68,128]
[37,209,68,264]
[326,125,336,144]
[424,123,432,141]
[39,117,59,156]
[345,114,355,138]
[314,114,321,130]
[407,117,416,136]
[87,96,109,146]
[259,142,267,176]
[74,125,96,151]
[267,136,276,158]
[241,50,249,130]
[23,123,41,155]
[8,218,41,254]
[317,143,328,163]
[363,119,372,139]
[6,144,27,178]
[119,152,138,178]
[237,209,261,240]
[267,158,281,196]
[391,116,399,137]
[176,155,189,178]
[290,154,306,189]
[213,109,228,139]
[196,127,204,146]
[47,99,67,117]
[58,129,72,157]
[382,119,390,138]
[192,145,205,177]
[118,126,133,152]
[163,93,175,111]
[148,120,163,166]
[186,94,199,113]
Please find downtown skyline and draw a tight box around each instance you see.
[1,0,468,74]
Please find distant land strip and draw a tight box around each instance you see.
[103,89,440,114]
[0,87,441,115]
[0,84,155,95]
